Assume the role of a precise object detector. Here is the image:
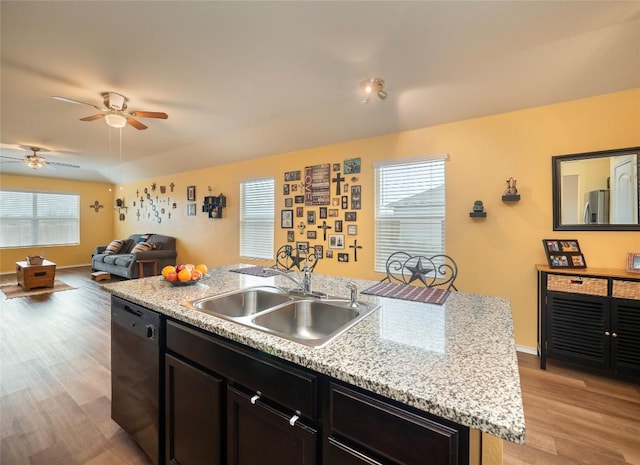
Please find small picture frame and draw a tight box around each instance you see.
[296,206,304,217]
[283,184,290,195]
[281,209,294,229]
[329,209,339,217]
[328,234,345,249]
[296,241,309,253]
[285,171,301,182]
[344,157,361,174]
[326,250,334,259]
[319,207,327,219]
[334,220,343,232]
[542,239,586,268]
[333,163,341,172]
[345,211,357,222]
[187,203,196,216]
[284,198,293,208]
[341,196,348,209]
[314,245,324,259]
[332,198,340,206]
[287,231,295,242]
[347,225,357,235]
[337,253,349,263]
[294,195,305,204]
[307,230,317,240]
[187,185,196,201]
[626,252,640,273]
[307,210,316,225]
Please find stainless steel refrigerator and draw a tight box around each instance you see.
[583,189,610,224]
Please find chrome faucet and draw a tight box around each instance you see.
[265,262,312,295]
[346,281,358,307]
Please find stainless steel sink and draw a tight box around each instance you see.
[184,287,379,348]
[188,287,292,318]
[250,299,376,348]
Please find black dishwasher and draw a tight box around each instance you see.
[111,295,164,465]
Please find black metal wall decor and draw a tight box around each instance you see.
[202,193,226,218]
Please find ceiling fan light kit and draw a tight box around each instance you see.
[105,113,127,128]
[26,155,46,169]
[360,78,388,104]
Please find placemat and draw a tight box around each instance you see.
[362,282,450,305]
[229,266,286,278]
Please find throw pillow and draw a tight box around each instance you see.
[131,241,155,253]
[104,239,124,255]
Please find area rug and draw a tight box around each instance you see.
[0,280,77,299]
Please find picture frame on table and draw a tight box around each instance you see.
[281,209,294,229]
[542,239,586,269]
[187,185,196,201]
[626,252,640,273]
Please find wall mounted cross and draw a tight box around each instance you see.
[349,239,363,262]
[332,173,345,195]
[89,200,104,213]
[317,220,333,240]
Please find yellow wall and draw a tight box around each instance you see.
[2,89,639,349]
[0,176,114,270]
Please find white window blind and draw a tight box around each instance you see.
[239,178,275,260]
[0,190,80,248]
[374,158,446,273]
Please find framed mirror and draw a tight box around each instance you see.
[552,147,639,231]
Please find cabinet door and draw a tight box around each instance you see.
[227,386,317,465]
[165,354,223,465]
[326,438,384,465]
[611,299,640,377]
[547,292,609,369]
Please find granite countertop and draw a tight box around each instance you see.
[103,264,525,444]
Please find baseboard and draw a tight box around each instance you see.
[516,345,538,355]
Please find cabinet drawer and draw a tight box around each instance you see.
[167,321,317,418]
[612,280,640,301]
[329,383,464,465]
[547,274,607,296]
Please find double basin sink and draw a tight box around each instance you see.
[183,286,379,348]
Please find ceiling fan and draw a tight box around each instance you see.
[53,92,168,130]
[0,146,80,170]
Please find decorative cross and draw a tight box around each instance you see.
[170,182,175,192]
[349,239,363,262]
[317,220,333,241]
[332,173,345,195]
[151,182,157,192]
[136,189,139,197]
[89,200,104,212]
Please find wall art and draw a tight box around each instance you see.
[285,198,293,207]
[319,207,327,219]
[314,245,324,259]
[329,209,338,217]
[285,171,301,182]
[345,212,357,221]
[328,234,345,249]
[187,203,196,216]
[283,184,290,195]
[281,209,294,228]
[295,195,305,204]
[337,253,349,263]
[296,206,304,217]
[187,185,196,201]
[334,220,343,232]
[287,231,295,242]
[307,230,317,240]
[347,225,357,235]
[304,163,331,206]
[344,157,361,174]
[307,210,316,225]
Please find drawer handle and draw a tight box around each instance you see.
[289,411,300,426]
[570,279,583,285]
[34,271,47,277]
[612,332,618,338]
[250,392,261,405]
[605,331,611,336]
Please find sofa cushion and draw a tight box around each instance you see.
[93,253,108,263]
[104,239,124,255]
[113,255,133,267]
[119,238,135,254]
[131,241,156,253]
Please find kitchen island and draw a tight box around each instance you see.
[103,264,525,465]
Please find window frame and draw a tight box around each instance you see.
[239,177,275,260]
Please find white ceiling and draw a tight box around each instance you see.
[1,1,639,184]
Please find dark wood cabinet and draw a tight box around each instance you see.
[538,266,640,378]
[227,386,317,465]
[325,383,467,465]
[165,354,223,465]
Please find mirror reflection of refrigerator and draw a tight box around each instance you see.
[583,189,610,224]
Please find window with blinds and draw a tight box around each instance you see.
[0,190,80,248]
[374,157,446,273]
[239,178,275,260]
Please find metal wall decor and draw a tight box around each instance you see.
[89,200,104,212]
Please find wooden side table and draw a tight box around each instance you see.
[137,259,159,278]
[16,260,57,290]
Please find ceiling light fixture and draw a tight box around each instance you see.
[105,113,127,128]
[360,78,388,103]
[26,155,46,169]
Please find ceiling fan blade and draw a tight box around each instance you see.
[80,114,105,122]
[127,117,148,130]
[52,96,105,111]
[0,155,23,162]
[129,111,168,119]
[46,161,80,169]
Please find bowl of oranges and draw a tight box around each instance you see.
[161,263,208,286]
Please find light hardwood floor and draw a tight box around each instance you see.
[1,267,638,464]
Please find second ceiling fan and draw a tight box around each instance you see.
[53,92,168,130]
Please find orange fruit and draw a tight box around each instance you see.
[178,268,192,282]
[162,265,176,279]
[195,264,208,276]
